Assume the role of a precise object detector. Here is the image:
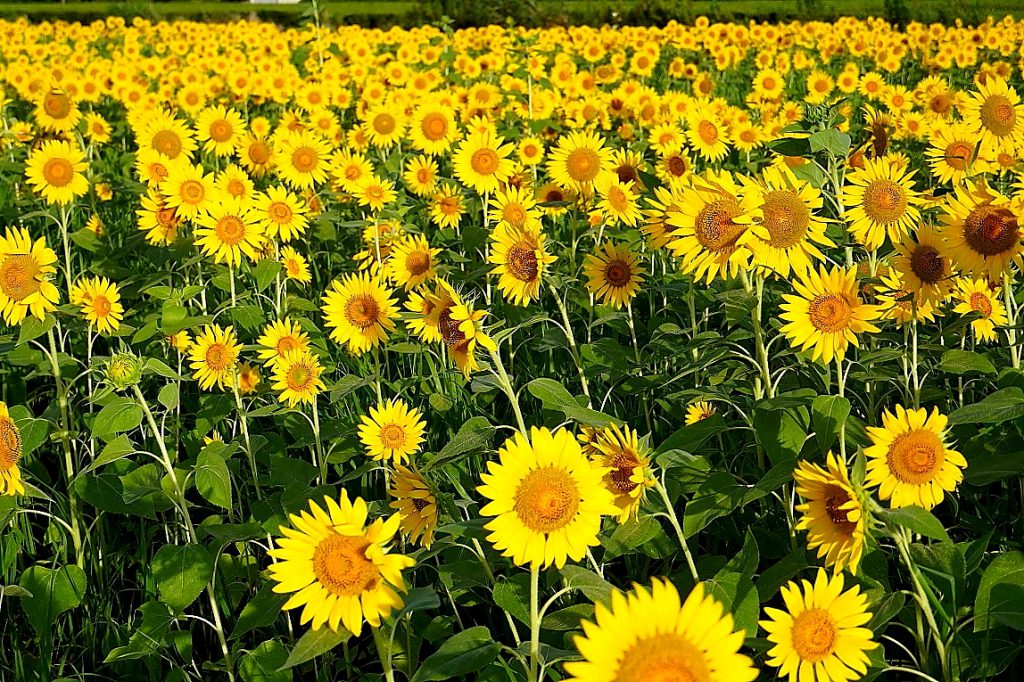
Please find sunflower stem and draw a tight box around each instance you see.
[528,564,541,682]
[46,326,84,568]
[751,272,774,400]
[547,282,590,405]
[911,301,921,409]
[488,348,527,435]
[1004,275,1019,369]
[893,529,949,682]
[312,394,326,483]
[232,379,261,499]
[655,478,699,582]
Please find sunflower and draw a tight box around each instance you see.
[685,104,732,162]
[642,185,686,250]
[432,280,497,377]
[595,175,643,227]
[189,325,242,391]
[926,122,990,185]
[478,426,616,569]
[780,265,880,365]
[403,155,439,197]
[160,161,216,220]
[874,269,939,326]
[517,136,545,166]
[864,405,966,510]
[268,491,415,634]
[666,170,758,283]
[35,88,80,133]
[254,186,308,242]
[138,110,196,160]
[275,130,332,190]
[452,130,515,195]
[582,240,645,309]
[794,453,866,574]
[488,224,557,306]
[354,176,398,212]
[83,112,112,144]
[389,465,438,548]
[940,181,1022,278]
[760,569,879,682]
[321,273,398,355]
[585,423,655,523]
[841,156,922,250]
[330,149,373,193]
[76,276,124,334]
[0,403,25,496]
[565,578,757,682]
[358,398,426,465]
[363,105,406,149]
[281,246,312,284]
[135,148,173,187]
[137,189,182,246]
[409,103,459,155]
[962,77,1024,156]
[272,349,325,407]
[546,130,615,193]
[684,401,716,424]
[0,227,60,325]
[490,186,541,231]
[197,105,244,157]
[892,226,955,305]
[216,164,255,203]
[743,165,832,278]
[386,234,440,291]
[194,196,265,266]
[430,183,465,230]
[235,133,275,177]
[25,139,90,206]
[952,278,1008,343]
[257,318,310,369]
[238,363,260,395]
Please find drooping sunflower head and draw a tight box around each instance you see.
[684,401,716,425]
[587,423,655,523]
[0,403,25,496]
[389,465,438,548]
[793,452,867,574]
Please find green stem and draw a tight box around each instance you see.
[46,327,83,568]
[232,381,261,499]
[528,564,540,682]
[547,282,590,404]
[752,273,773,400]
[488,348,527,435]
[655,479,699,582]
[893,530,949,682]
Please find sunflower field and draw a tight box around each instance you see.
[4,10,1024,682]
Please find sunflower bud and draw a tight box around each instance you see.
[106,352,143,390]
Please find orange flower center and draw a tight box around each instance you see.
[291,147,318,173]
[470,148,500,176]
[42,90,72,119]
[887,429,944,484]
[152,129,183,158]
[979,94,1016,137]
[565,147,601,183]
[862,179,908,224]
[214,215,246,246]
[312,534,379,597]
[421,112,448,141]
[513,466,580,533]
[43,158,74,187]
[0,416,22,471]
[791,608,838,663]
[209,119,233,142]
[613,633,710,682]
[808,293,853,333]
[405,251,431,276]
[969,291,993,316]
[762,190,810,248]
[0,254,41,302]
[205,342,233,372]
[693,198,746,252]
[345,295,381,330]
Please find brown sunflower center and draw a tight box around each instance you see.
[405,250,431,276]
[379,423,407,450]
[0,254,41,302]
[930,93,952,115]
[421,113,448,141]
[411,497,430,512]
[209,119,233,142]
[565,147,601,183]
[276,336,299,356]
[887,429,944,484]
[697,120,719,145]
[604,259,632,288]
[693,198,746,252]
[513,466,580,533]
[268,201,293,224]
[791,608,838,663]
[507,243,540,282]
[944,141,973,170]
[762,190,810,248]
[963,205,1020,257]
[616,164,638,184]
[204,342,232,372]
[470,148,499,176]
[909,244,946,284]
[862,179,908,224]
[43,158,74,187]
[292,147,318,173]
[373,113,396,135]
[666,155,689,176]
[614,633,710,682]
[43,91,72,119]
[808,293,852,333]
[345,295,381,330]
[179,179,205,205]
[157,206,179,228]
[969,291,993,316]
[979,94,1016,137]
[248,141,271,165]
[152,129,183,158]
[608,453,642,494]
[823,484,857,535]
[0,417,22,470]
[312,534,379,597]
[438,308,468,350]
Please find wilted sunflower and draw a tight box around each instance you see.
[546,130,615,193]
[386,235,440,290]
[841,156,922,250]
[452,130,515,195]
[272,349,325,407]
[25,139,90,206]
[892,226,955,305]
[743,165,832,278]
[389,465,438,548]
[268,491,415,634]
[75,276,124,334]
[864,405,966,510]
[780,265,880,365]
[684,401,716,424]
[0,227,60,326]
[0,402,25,496]
[189,325,242,391]
[666,170,758,283]
[586,423,655,523]
[760,569,878,682]
[194,196,265,266]
[488,224,556,306]
[321,273,398,355]
[478,426,616,569]
[253,186,308,242]
[582,240,645,309]
[940,181,1022,278]
[794,452,866,574]
[565,579,758,682]
[952,278,1007,343]
[433,280,497,377]
[358,398,426,465]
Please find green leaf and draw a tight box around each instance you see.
[231,586,290,640]
[231,305,265,333]
[603,516,665,559]
[87,434,136,472]
[158,383,180,410]
[492,575,530,626]
[939,349,996,375]
[253,260,283,293]
[152,544,215,613]
[19,564,87,633]
[104,601,174,662]
[410,626,502,682]
[92,398,143,442]
[704,572,759,636]
[880,506,951,544]
[965,451,1024,485]
[808,128,852,156]
[559,565,615,605]
[18,314,55,346]
[975,551,1024,632]
[811,395,851,455]
[752,406,807,465]
[145,358,181,379]
[424,417,494,471]
[280,626,349,669]
[654,414,727,456]
[195,449,232,509]
[240,641,291,682]
[990,584,1024,632]
[949,387,1024,425]
[526,378,618,428]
